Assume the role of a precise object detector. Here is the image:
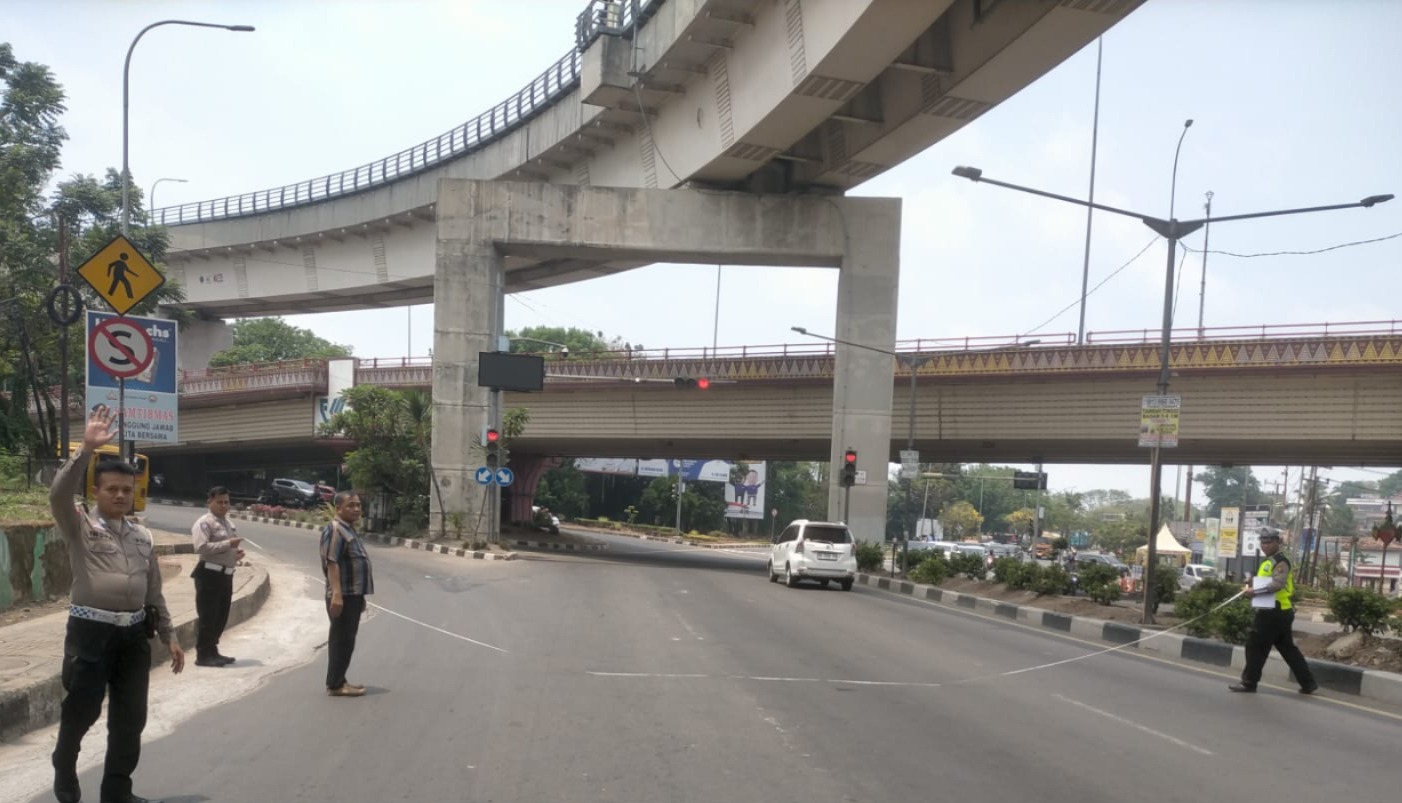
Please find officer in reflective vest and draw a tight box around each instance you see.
[1229,527,1318,694]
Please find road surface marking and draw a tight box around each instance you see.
[1053,693,1213,755]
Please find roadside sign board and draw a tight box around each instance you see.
[475,467,494,485]
[495,467,515,487]
[75,234,165,315]
[1138,394,1181,448]
[900,449,919,480]
[85,311,178,443]
[88,317,154,379]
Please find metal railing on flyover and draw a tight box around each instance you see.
[1084,319,1402,345]
[151,0,671,227]
[170,319,1402,397]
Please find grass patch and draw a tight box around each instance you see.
[0,488,54,526]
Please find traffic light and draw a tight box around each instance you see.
[840,449,858,487]
[673,377,710,389]
[485,428,501,469]
[1013,470,1047,490]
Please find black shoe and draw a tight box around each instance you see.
[1299,682,1319,695]
[194,656,226,668]
[1228,683,1257,693]
[53,765,80,803]
[216,654,236,665]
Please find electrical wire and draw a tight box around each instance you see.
[1023,236,1159,337]
[1179,230,1402,258]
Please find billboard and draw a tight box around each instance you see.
[85,311,178,443]
[638,459,731,483]
[1219,507,1240,561]
[1203,517,1221,567]
[725,462,767,520]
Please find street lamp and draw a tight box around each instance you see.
[509,336,571,357]
[792,326,930,548]
[952,163,1392,623]
[148,177,187,218]
[122,20,255,236]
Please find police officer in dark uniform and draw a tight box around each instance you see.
[1229,527,1318,695]
[49,405,184,803]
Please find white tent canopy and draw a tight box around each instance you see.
[1135,525,1191,565]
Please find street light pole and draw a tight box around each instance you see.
[147,177,187,220]
[952,163,1392,623]
[122,20,255,236]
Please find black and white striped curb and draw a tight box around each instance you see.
[569,527,768,550]
[511,539,607,552]
[856,573,1402,707]
[226,512,516,561]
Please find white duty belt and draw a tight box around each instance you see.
[69,605,146,627]
[199,561,236,576]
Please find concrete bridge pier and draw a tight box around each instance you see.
[431,179,899,542]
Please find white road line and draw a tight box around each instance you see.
[1053,693,1213,756]
[587,671,711,678]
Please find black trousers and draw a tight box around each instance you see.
[54,616,152,800]
[193,567,234,660]
[1241,606,1317,688]
[325,594,366,689]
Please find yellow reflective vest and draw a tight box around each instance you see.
[1256,555,1294,610]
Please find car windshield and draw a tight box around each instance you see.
[291,480,315,491]
[1198,567,1217,577]
[803,526,852,544]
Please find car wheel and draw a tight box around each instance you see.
[841,579,854,592]
[784,563,798,588]
[820,579,830,589]
[767,561,778,583]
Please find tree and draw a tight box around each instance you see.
[1,45,185,458]
[534,459,591,519]
[209,317,351,367]
[763,462,826,533]
[324,386,431,527]
[1194,467,1272,518]
[939,500,983,540]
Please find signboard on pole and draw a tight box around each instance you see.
[724,462,767,521]
[75,234,165,315]
[1203,517,1221,567]
[1219,507,1240,562]
[1138,394,1181,447]
[900,449,919,480]
[85,311,178,443]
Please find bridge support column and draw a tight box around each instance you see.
[177,316,234,373]
[507,456,563,524]
[827,202,900,543]
[429,239,500,538]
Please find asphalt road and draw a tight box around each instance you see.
[6,505,1398,803]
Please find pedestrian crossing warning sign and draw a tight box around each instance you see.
[76,234,165,315]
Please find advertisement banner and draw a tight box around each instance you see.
[313,395,349,434]
[1203,518,1221,567]
[725,462,767,520]
[1241,506,1269,558]
[638,459,731,483]
[84,311,178,443]
[1138,394,1181,448]
[573,458,640,476]
[1219,507,1240,561]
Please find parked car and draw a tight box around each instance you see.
[1180,563,1218,590]
[261,478,319,508]
[1070,551,1131,576]
[768,520,857,591]
[315,484,336,503]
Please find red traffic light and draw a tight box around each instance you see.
[844,450,857,464]
[696,377,710,390]
[486,429,500,443]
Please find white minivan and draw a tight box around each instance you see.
[768,520,858,591]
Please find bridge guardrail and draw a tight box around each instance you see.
[152,0,668,227]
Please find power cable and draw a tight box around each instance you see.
[1023,236,1159,337]
[1179,230,1402,258]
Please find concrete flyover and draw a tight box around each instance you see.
[152,0,1146,536]
[158,0,1146,316]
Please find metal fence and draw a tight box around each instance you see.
[152,0,669,227]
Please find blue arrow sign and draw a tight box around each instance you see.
[495,467,515,487]
[475,467,494,486]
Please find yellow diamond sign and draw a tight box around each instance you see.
[76,234,165,315]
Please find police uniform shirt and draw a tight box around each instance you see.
[49,449,174,642]
[192,511,239,569]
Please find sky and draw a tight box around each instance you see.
[7,0,1402,506]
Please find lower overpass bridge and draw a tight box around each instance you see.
[129,322,1402,501]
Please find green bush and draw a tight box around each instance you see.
[1077,563,1121,605]
[1005,561,1042,591]
[1033,565,1073,596]
[992,557,1022,584]
[948,552,987,580]
[855,541,884,573]
[1174,578,1246,640]
[1328,587,1395,635]
[909,555,949,585]
[1150,565,1179,613]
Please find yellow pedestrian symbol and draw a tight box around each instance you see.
[76,234,165,315]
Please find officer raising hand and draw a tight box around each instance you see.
[49,404,184,803]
